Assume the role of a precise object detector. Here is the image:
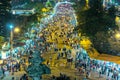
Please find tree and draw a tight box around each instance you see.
[84,0,105,35]
[0,36,4,43]
[85,0,117,54]
[72,0,86,34]
[74,0,117,54]
[88,0,103,17]
[93,31,110,53]
[0,36,5,49]
[81,0,116,36]
[26,49,51,80]
[74,0,117,35]
[45,0,52,8]
[108,5,116,18]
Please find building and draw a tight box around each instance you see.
[0,0,11,37]
[103,0,119,7]
[11,0,29,7]
[11,0,47,6]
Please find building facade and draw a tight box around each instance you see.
[0,0,11,37]
[103,0,119,7]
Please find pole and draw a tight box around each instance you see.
[10,28,14,75]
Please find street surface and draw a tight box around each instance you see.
[2,52,107,80]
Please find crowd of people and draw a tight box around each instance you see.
[0,59,27,79]
[73,44,120,80]
[40,1,77,45]
[2,1,120,80]
[47,42,120,80]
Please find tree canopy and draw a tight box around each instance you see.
[74,0,117,54]
[74,0,117,36]
[27,49,51,80]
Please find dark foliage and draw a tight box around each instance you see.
[50,73,70,80]
[26,49,51,79]
[73,0,117,54]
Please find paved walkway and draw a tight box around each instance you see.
[2,71,26,80]
[2,67,107,80]
[2,51,108,80]
[42,52,107,80]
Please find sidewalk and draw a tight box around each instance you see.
[89,71,106,80]
[2,71,25,80]
[42,52,107,80]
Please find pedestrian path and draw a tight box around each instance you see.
[42,52,107,80]
[90,71,106,80]
[2,71,25,80]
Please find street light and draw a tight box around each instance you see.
[9,26,20,75]
[10,25,14,75]
[115,33,120,39]
[14,27,20,33]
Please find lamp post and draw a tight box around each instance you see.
[115,33,120,41]
[9,26,20,75]
[10,25,14,75]
[14,27,20,33]
[10,25,20,75]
